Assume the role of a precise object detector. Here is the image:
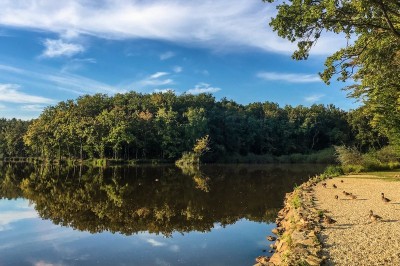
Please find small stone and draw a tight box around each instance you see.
[255,255,270,265]
[271,228,279,235]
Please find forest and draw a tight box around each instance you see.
[0,91,387,163]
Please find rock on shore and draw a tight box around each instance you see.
[254,176,326,266]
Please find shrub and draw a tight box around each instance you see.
[334,145,363,166]
[175,152,199,168]
[323,165,344,177]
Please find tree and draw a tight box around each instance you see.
[266,0,400,144]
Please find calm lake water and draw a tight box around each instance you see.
[0,163,325,266]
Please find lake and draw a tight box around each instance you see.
[0,163,326,266]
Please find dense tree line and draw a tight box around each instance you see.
[0,92,384,162]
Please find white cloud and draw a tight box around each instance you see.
[0,210,38,232]
[186,83,221,94]
[71,58,96,63]
[304,94,325,102]
[0,84,54,104]
[257,72,321,83]
[34,261,65,266]
[150,72,169,79]
[160,51,175,60]
[136,72,173,87]
[0,1,347,55]
[61,58,97,73]
[42,39,84,58]
[0,64,24,73]
[196,69,209,76]
[0,63,121,95]
[173,66,183,73]
[146,239,166,247]
[20,104,46,112]
[169,245,180,252]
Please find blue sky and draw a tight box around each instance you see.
[0,0,358,120]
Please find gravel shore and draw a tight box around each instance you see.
[314,175,400,265]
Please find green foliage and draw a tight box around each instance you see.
[265,0,400,147]
[291,194,302,209]
[193,135,211,156]
[0,92,384,163]
[334,146,363,166]
[323,165,344,178]
[335,145,400,172]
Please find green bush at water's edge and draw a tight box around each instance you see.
[215,148,336,164]
[334,145,400,173]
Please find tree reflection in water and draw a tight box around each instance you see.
[0,163,325,236]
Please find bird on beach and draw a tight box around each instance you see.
[369,210,382,222]
[322,183,327,188]
[323,215,336,224]
[343,191,350,196]
[381,193,391,203]
[335,195,338,200]
[333,184,337,189]
[340,180,344,183]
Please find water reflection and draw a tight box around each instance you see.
[0,163,325,265]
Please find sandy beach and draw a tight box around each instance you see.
[314,175,400,265]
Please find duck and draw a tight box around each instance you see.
[323,215,336,224]
[369,210,382,222]
[342,191,350,196]
[381,193,391,203]
[333,184,337,189]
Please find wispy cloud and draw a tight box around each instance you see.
[0,64,25,73]
[169,245,180,252]
[0,30,12,37]
[257,72,321,83]
[186,83,221,94]
[304,94,325,102]
[196,69,209,76]
[71,58,96,63]
[146,239,166,247]
[0,209,38,232]
[42,39,84,58]
[150,72,169,79]
[20,104,47,112]
[0,62,121,95]
[0,1,347,55]
[160,51,175,60]
[173,66,183,73]
[136,72,174,87]
[34,260,65,266]
[61,58,97,73]
[0,84,54,104]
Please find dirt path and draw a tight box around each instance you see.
[314,175,400,266]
